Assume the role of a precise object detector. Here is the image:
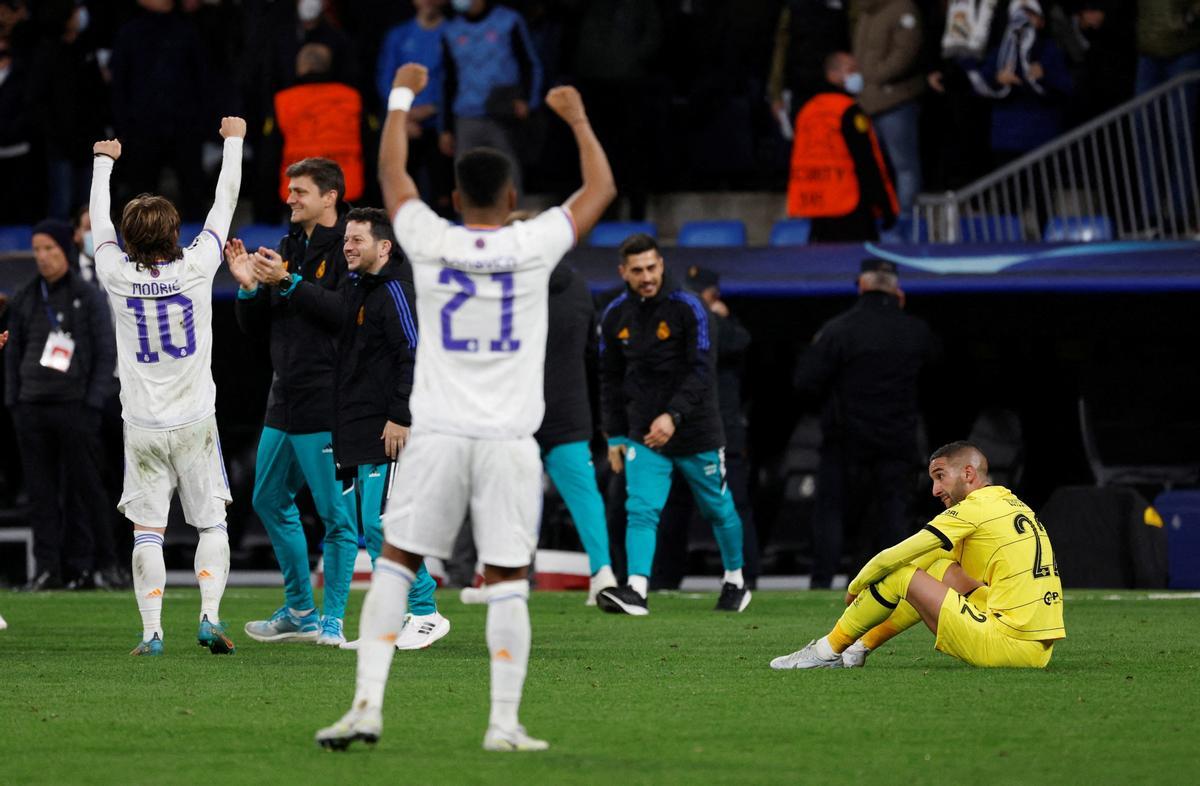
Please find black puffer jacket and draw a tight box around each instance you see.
[535,264,597,450]
[235,220,348,434]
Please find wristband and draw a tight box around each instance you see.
[388,87,415,112]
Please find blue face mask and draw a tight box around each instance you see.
[844,72,864,95]
[75,6,90,35]
[82,230,94,258]
[451,0,473,13]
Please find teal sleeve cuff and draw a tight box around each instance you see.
[278,273,301,297]
[607,436,629,447]
[236,285,259,300]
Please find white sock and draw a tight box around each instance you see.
[132,531,166,641]
[629,574,648,598]
[352,558,413,710]
[815,636,836,660]
[486,580,531,731]
[723,568,745,589]
[195,524,230,622]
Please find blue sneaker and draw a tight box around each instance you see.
[130,633,164,656]
[316,616,345,647]
[197,615,236,655]
[243,606,320,643]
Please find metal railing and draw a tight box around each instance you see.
[915,72,1200,243]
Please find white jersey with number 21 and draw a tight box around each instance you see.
[392,199,576,440]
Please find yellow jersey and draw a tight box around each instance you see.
[848,485,1065,642]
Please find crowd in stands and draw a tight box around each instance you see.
[0,1,1195,225]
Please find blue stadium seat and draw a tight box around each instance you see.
[1153,490,1200,589]
[958,214,1022,242]
[179,222,205,246]
[1043,216,1114,242]
[587,221,657,247]
[234,224,288,253]
[0,225,33,252]
[677,220,747,248]
[769,218,811,246]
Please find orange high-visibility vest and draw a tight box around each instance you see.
[786,92,896,218]
[274,82,364,203]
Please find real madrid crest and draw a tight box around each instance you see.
[657,321,671,340]
[316,259,327,279]
[356,305,365,325]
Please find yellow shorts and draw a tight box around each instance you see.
[935,592,1055,668]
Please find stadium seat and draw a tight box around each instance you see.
[769,218,811,246]
[0,225,33,252]
[958,214,1023,242]
[1043,215,1114,242]
[677,220,747,248]
[587,221,657,247]
[180,222,204,245]
[235,224,288,253]
[1151,490,1200,589]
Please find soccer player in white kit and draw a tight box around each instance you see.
[89,117,246,656]
[316,64,615,752]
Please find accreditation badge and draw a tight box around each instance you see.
[39,330,75,372]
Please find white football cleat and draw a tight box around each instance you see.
[315,705,382,751]
[482,725,549,752]
[0,611,7,631]
[338,639,359,651]
[841,640,871,668]
[394,612,451,650]
[769,638,844,670]
[587,566,617,606]
[459,586,487,605]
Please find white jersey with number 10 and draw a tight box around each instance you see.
[94,233,223,431]
[392,199,576,440]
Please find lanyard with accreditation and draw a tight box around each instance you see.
[38,280,76,373]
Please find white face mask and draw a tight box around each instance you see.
[844,72,864,95]
[82,230,94,258]
[0,66,10,87]
[297,0,323,22]
[451,0,473,13]
[75,6,90,35]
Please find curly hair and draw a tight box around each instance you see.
[120,194,183,270]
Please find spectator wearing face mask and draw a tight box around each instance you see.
[786,51,898,242]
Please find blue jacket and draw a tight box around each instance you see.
[377,18,445,126]
[440,4,542,127]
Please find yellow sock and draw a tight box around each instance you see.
[827,565,917,651]
[861,598,921,650]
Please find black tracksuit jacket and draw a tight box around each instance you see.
[535,264,598,450]
[235,220,348,433]
[599,277,725,457]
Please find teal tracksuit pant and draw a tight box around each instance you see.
[543,441,611,574]
[351,463,436,616]
[622,442,744,578]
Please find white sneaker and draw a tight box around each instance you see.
[315,705,382,751]
[459,586,487,605]
[0,611,7,631]
[587,566,617,606]
[394,612,451,650]
[338,639,359,651]
[841,640,871,668]
[769,638,844,670]
[482,725,549,752]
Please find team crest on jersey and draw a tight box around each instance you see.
[617,327,630,341]
[356,305,365,325]
[316,260,326,279]
[657,321,671,340]
[150,266,160,278]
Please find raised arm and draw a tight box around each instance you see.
[546,87,617,241]
[203,117,246,247]
[379,63,428,219]
[90,140,122,251]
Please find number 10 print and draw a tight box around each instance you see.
[125,294,197,363]
[439,268,521,353]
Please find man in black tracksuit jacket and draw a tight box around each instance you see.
[283,207,441,645]
[232,158,358,641]
[595,233,749,616]
[794,258,941,588]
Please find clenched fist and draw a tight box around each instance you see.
[546,86,587,126]
[220,116,247,139]
[93,139,122,160]
[393,63,429,95]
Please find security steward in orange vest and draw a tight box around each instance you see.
[787,52,898,243]
[273,43,364,204]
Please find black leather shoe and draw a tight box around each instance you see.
[22,571,64,591]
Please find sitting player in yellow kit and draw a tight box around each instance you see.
[771,441,1065,669]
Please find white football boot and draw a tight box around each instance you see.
[394,612,451,650]
[769,638,844,670]
[315,705,383,751]
[483,725,550,752]
[841,640,871,668]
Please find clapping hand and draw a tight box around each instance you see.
[252,248,290,286]
[224,239,257,290]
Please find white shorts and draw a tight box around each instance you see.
[118,415,232,529]
[383,431,541,568]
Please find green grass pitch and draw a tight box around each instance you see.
[2,588,1198,785]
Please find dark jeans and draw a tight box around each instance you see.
[810,445,913,589]
[651,449,760,590]
[13,401,112,579]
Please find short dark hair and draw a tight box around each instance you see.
[120,194,183,269]
[285,157,345,201]
[345,207,396,247]
[929,440,983,465]
[618,232,659,261]
[454,148,513,208]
